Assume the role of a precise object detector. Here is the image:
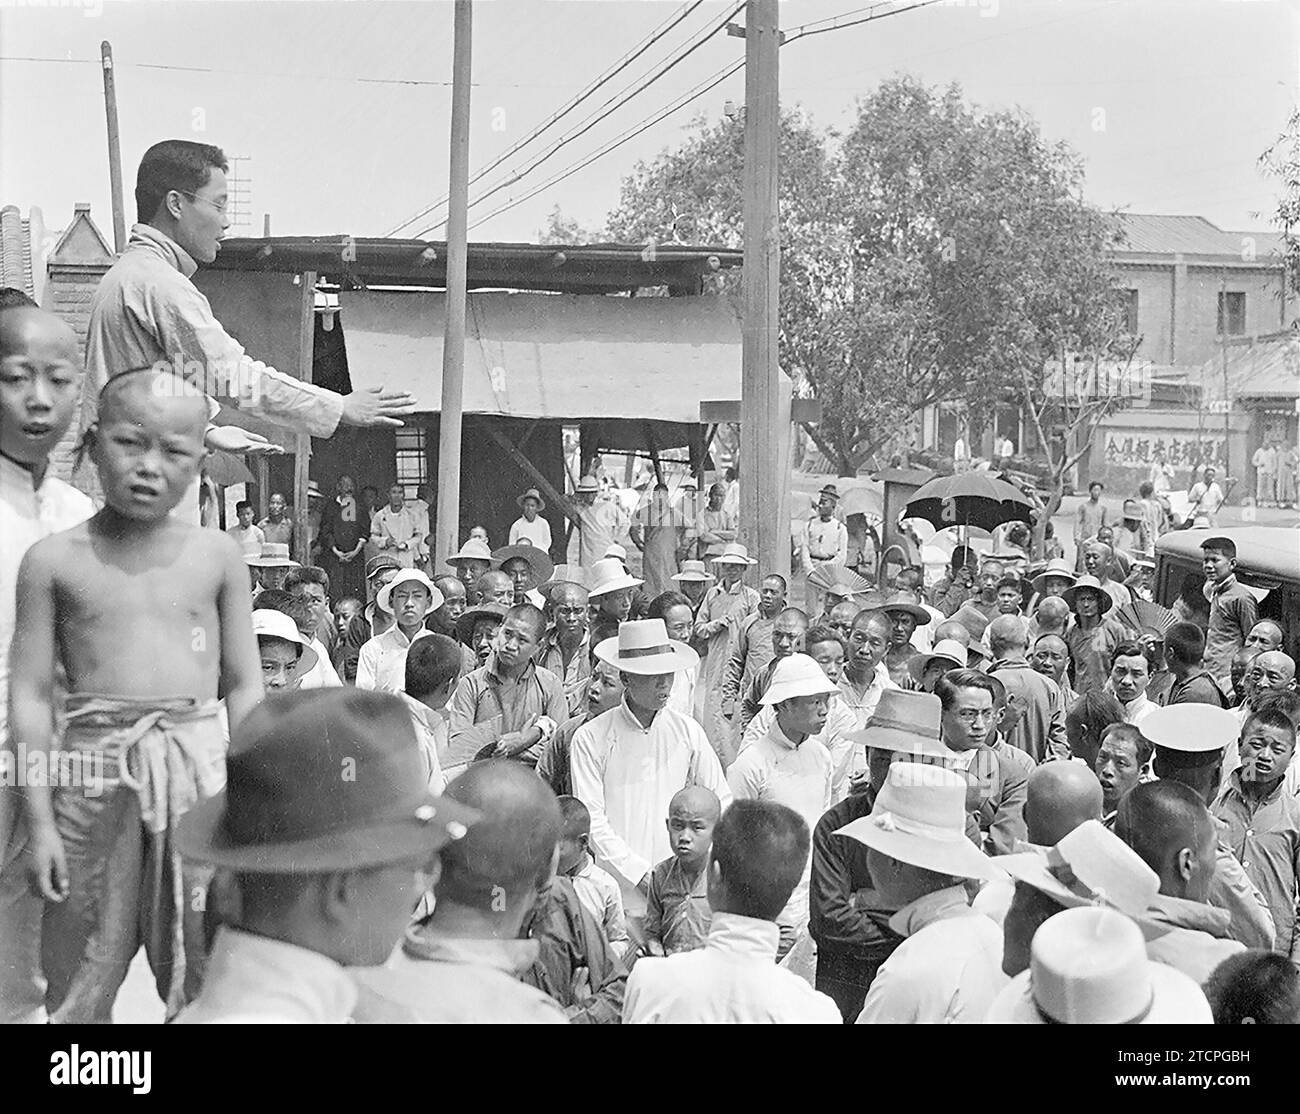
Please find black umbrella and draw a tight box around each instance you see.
[903,471,1034,533]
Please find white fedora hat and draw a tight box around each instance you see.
[245,542,299,569]
[252,609,319,679]
[998,820,1160,919]
[985,907,1212,1024]
[376,569,444,615]
[603,543,629,563]
[1031,558,1077,594]
[835,763,999,880]
[759,653,841,706]
[594,618,698,676]
[446,539,498,566]
[711,542,757,566]
[849,689,950,757]
[672,560,715,584]
[907,639,967,684]
[587,557,643,599]
[1140,703,1240,755]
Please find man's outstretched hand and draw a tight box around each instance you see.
[205,425,286,456]
[341,386,418,428]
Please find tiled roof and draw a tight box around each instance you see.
[1110,213,1284,261]
[1198,334,1300,401]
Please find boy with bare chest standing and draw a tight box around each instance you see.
[11,367,262,1022]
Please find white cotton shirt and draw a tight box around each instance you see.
[299,637,343,689]
[570,700,732,897]
[836,662,899,731]
[355,624,433,694]
[667,663,698,718]
[727,723,833,932]
[624,912,841,1024]
[175,928,357,1024]
[0,456,94,749]
[740,696,862,803]
[508,515,553,551]
[856,887,1007,1024]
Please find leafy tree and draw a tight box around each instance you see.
[538,205,606,245]
[1261,109,1300,298]
[606,77,1124,481]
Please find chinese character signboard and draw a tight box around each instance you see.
[1102,433,1225,470]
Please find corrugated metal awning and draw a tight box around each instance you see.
[339,290,742,423]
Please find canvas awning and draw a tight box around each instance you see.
[339,290,742,425]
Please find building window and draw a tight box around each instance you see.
[394,425,428,499]
[1217,291,1246,337]
[1117,288,1139,334]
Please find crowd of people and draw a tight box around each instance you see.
[1,137,1298,1027]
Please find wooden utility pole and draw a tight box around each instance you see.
[293,271,318,565]
[435,0,473,565]
[739,0,785,578]
[100,41,126,253]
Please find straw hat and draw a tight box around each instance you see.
[586,557,643,599]
[365,553,402,581]
[997,820,1160,919]
[456,602,508,643]
[1140,704,1240,755]
[907,639,967,684]
[848,689,950,756]
[492,543,555,587]
[672,560,715,584]
[880,591,931,626]
[759,653,841,706]
[544,564,589,591]
[711,543,758,566]
[603,543,629,563]
[985,907,1212,1024]
[516,487,546,512]
[1121,499,1144,520]
[307,480,323,500]
[594,618,698,676]
[575,476,600,494]
[835,763,998,880]
[376,569,443,615]
[446,539,498,566]
[179,689,477,873]
[1030,558,1077,594]
[817,484,840,502]
[245,542,299,569]
[1061,576,1113,616]
[251,609,319,679]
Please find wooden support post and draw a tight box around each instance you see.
[434,0,473,564]
[645,423,663,485]
[486,426,576,522]
[100,41,126,254]
[739,0,784,579]
[256,457,270,519]
[293,271,317,564]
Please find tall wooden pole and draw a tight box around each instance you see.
[435,0,473,564]
[100,41,126,253]
[293,271,318,565]
[739,0,785,579]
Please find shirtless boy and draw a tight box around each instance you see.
[12,366,261,1022]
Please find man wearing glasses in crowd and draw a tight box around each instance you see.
[80,140,416,512]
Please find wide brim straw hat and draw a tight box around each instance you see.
[251,609,319,679]
[848,689,949,756]
[907,640,967,684]
[1031,559,1077,594]
[758,653,841,705]
[672,560,715,583]
[594,618,699,675]
[516,488,547,512]
[711,543,758,566]
[587,557,644,598]
[1061,576,1114,616]
[835,764,999,880]
[376,569,444,615]
[984,907,1212,1025]
[491,543,555,586]
[245,543,299,569]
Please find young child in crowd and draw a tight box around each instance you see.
[12,366,262,1023]
[556,796,630,958]
[226,499,264,556]
[643,786,721,957]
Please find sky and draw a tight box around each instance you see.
[1,0,1296,248]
